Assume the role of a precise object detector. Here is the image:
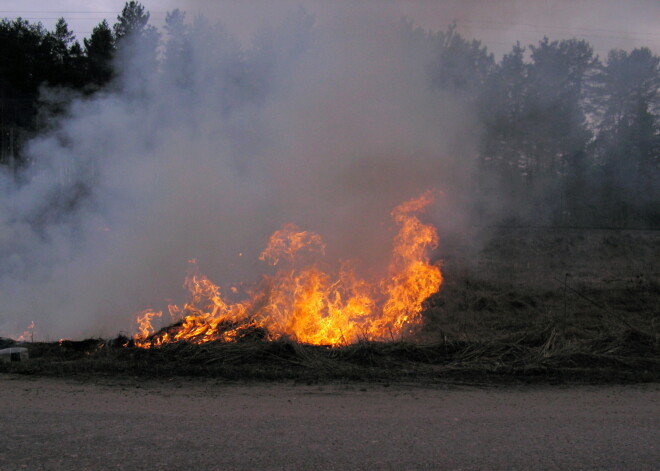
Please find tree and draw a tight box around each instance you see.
[84,20,115,89]
[0,19,53,165]
[478,43,530,221]
[162,9,191,87]
[591,48,660,226]
[51,17,76,58]
[522,38,597,224]
[0,17,110,166]
[113,1,154,42]
[43,18,87,89]
[475,38,600,225]
[112,1,161,91]
[0,19,48,97]
[426,22,495,99]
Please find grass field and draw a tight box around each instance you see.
[2,228,658,384]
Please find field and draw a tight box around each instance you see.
[2,228,658,384]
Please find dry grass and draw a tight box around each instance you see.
[2,322,657,384]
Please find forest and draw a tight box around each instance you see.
[0,1,658,228]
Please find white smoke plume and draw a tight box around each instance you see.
[0,3,483,340]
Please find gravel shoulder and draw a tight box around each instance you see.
[1,374,658,470]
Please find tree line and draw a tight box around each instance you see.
[0,2,658,228]
[0,2,156,167]
[402,22,659,228]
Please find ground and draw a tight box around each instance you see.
[1,374,658,470]
[1,228,657,469]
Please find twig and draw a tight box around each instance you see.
[563,273,569,323]
[339,328,347,347]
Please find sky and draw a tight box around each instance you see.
[1,0,658,57]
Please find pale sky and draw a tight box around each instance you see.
[1,0,658,57]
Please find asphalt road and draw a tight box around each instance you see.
[0,375,658,470]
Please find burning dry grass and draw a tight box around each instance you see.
[3,228,658,384]
[133,192,442,347]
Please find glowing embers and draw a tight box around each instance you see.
[134,191,442,347]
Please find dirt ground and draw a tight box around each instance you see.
[1,375,658,471]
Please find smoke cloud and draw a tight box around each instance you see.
[0,3,481,339]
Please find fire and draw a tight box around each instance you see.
[134,192,442,347]
[16,321,35,342]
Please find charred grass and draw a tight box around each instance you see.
[2,228,659,384]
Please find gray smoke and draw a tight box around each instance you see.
[0,4,483,340]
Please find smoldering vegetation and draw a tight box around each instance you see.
[0,0,658,377]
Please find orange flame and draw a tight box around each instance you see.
[134,192,442,347]
[16,321,35,342]
[259,223,326,266]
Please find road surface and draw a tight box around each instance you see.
[0,375,658,470]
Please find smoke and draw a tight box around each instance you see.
[0,3,485,340]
